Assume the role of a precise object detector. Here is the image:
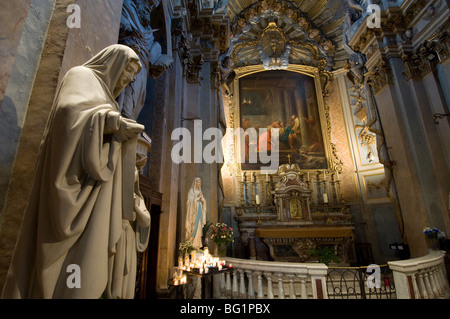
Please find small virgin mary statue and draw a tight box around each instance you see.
[185,177,207,249]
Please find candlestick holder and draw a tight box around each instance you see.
[250,183,256,206]
[265,180,273,205]
[305,179,312,192]
[241,180,248,206]
[330,181,338,204]
[256,204,262,225]
[315,171,322,205]
[336,180,344,203]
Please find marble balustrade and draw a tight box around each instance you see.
[218,257,328,299]
[388,250,450,299]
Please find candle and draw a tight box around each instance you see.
[307,172,310,181]
[178,256,183,268]
[323,171,326,180]
[266,173,269,182]
[218,265,222,271]
[241,173,245,182]
[174,279,179,286]
[256,195,260,205]
[323,193,328,203]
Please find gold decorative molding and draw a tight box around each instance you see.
[366,59,394,95]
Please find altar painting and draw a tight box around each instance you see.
[239,70,327,170]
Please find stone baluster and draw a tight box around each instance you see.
[438,261,450,293]
[432,266,442,296]
[437,266,446,296]
[255,272,264,299]
[247,270,255,299]
[287,274,296,299]
[422,269,434,298]
[298,275,308,299]
[410,273,419,299]
[437,264,448,295]
[416,271,427,298]
[239,270,247,298]
[220,272,226,298]
[264,272,274,299]
[232,270,239,298]
[225,271,232,298]
[277,274,285,299]
[428,267,439,297]
[439,263,449,296]
[437,267,445,296]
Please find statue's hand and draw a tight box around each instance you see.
[117,117,145,141]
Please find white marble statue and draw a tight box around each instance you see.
[185,177,207,249]
[1,44,149,299]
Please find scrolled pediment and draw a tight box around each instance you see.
[229,0,337,71]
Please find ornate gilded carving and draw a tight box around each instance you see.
[229,0,336,71]
[291,239,316,262]
[257,22,290,70]
[401,20,450,81]
[366,59,393,94]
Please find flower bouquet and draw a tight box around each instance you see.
[209,222,233,244]
[423,227,445,250]
[423,227,442,238]
[179,240,195,257]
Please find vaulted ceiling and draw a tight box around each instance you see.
[224,0,348,70]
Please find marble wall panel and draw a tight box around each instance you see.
[327,78,359,202]
[0,0,32,108]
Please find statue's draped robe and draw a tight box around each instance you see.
[185,179,206,249]
[1,45,149,299]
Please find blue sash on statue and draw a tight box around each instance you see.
[192,200,202,238]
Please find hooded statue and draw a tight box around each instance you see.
[1,44,150,299]
[185,178,207,249]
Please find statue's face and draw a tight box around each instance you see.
[119,61,140,88]
[113,60,141,97]
[196,179,201,189]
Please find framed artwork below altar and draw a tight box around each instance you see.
[237,69,329,171]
